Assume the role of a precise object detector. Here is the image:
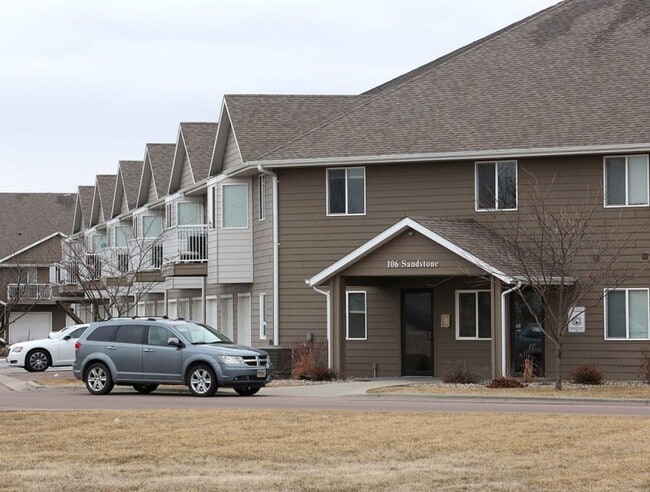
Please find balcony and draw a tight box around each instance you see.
[163,225,208,264]
[7,283,52,300]
[129,238,164,272]
[101,247,130,277]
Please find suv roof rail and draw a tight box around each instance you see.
[97,315,170,321]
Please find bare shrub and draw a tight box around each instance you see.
[290,341,337,381]
[571,364,604,385]
[487,377,524,389]
[443,361,480,384]
[522,356,535,384]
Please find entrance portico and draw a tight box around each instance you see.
[307,217,530,379]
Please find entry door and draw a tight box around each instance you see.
[237,294,252,346]
[401,290,434,376]
[510,290,545,376]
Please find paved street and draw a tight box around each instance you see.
[1,361,649,415]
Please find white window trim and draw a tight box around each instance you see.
[258,175,267,221]
[346,290,367,340]
[604,288,650,340]
[326,167,367,217]
[603,154,650,208]
[259,292,267,340]
[455,290,492,340]
[474,160,518,212]
[221,182,249,229]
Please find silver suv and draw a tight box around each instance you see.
[73,318,271,397]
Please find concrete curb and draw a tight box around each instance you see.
[0,373,42,392]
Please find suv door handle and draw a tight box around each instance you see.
[143,348,153,352]
[107,346,116,350]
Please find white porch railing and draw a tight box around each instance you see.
[101,247,130,276]
[128,238,164,271]
[162,225,208,264]
[7,283,51,300]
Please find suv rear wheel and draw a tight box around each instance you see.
[188,364,217,397]
[85,362,114,395]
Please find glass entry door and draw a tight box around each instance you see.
[401,290,434,376]
[510,290,545,376]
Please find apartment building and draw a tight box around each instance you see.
[55,0,650,379]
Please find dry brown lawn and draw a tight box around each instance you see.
[0,409,648,491]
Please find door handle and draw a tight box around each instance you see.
[143,348,154,352]
[106,346,116,350]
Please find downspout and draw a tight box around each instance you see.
[257,164,279,346]
[500,281,522,377]
[309,284,331,368]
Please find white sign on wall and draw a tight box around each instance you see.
[568,306,586,333]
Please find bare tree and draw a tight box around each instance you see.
[57,231,165,321]
[487,172,636,390]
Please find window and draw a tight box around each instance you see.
[19,267,37,284]
[475,161,517,210]
[208,187,216,229]
[142,216,163,238]
[258,175,266,221]
[259,293,267,339]
[87,325,118,342]
[605,288,650,339]
[346,291,367,340]
[604,155,649,207]
[115,325,146,344]
[222,183,248,228]
[456,290,491,339]
[69,326,87,339]
[114,224,132,247]
[327,167,365,215]
[147,325,173,346]
[90,233,106,252]
[177,201,201,225]
[165,203,174,228]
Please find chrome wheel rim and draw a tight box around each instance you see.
[88,366,107,392]
[190,368,212,394]
[29,352,48,371]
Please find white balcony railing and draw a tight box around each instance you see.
[7,283,51,300]
[162,225,208,264]
[101,247,130,276]
[129,238,164,271]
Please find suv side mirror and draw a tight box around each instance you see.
[167,337,183,347]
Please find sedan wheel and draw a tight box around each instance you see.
[26,350,50,372]
[85,362,114,395]
[188,364,217,397]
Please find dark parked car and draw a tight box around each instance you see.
[73,318,271,397]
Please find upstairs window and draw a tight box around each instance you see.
[327,167,365,215]
[604,155,649,207]
[222,183,248,229]
[177,201,202,226]
[258,175,266,221]
[476,161,517,211]
[19,267,38,284]
[113,224,133,247]
[142,216,163,238]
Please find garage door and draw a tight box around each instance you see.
[8,312,52,343]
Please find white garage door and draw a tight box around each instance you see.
[9,312,52,343]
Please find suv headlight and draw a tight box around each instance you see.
[218,355,245,365]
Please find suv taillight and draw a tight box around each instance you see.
[74,341,81,352]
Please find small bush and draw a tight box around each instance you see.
[639,351,650,384]
[0,346,8,358]
[443,362,480,384]
[487,377,524,389]
[290,340,338,381]
[522,356,535,384]
[571,364,604,385]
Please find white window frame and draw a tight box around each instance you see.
[208,186,216,229]
[346,290,367,340]
[221,183,249,229]
[258,175,266,221]
[474,160,518,212]
[326,167,366,216]
[455,290,492,340]
[604,288,650,340]
[165,202,175,228]
[259,292,267,340]
[603,155,650,208]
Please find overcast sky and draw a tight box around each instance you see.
[0,0,558,193]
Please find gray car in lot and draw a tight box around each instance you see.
[73,318,271,397]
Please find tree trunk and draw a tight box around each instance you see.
[555,344,563,391]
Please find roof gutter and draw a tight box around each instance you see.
[257,164,279,346]
[224,143,650,175]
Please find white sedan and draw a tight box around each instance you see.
[6,324,89,372]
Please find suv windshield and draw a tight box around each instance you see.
[175,323,232,345]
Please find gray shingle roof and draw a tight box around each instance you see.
[261,0,650,161]
[94,175,116,223]
[118,160,143,211]
[225,95,364,162]
[77,185,95,229]
[0,193,76,260]
[180,123,218,182]
[147,144,176,200]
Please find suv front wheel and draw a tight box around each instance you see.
[85,362,114,395]
[188,364,218,397]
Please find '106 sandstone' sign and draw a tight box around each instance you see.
[387,259,440,269]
